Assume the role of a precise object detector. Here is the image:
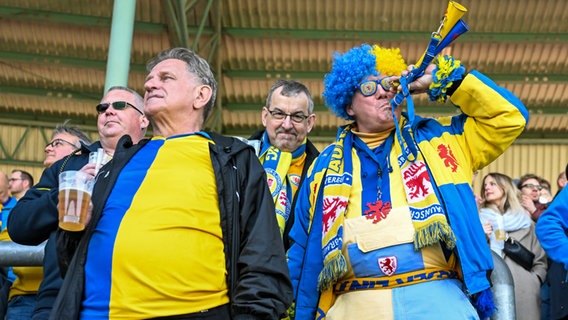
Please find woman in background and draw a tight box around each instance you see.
[479,172,547,320]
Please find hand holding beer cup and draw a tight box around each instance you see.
[481,221,493,238]
[58,170,94,231]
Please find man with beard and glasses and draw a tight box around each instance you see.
[248,80,319,249]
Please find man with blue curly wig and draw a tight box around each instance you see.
[287,43,529,319]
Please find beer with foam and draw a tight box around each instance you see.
[58,186,91,231]
[58,170,93,231]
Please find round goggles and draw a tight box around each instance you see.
[357,76,398,97]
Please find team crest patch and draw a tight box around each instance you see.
[322,195,348,233]
[265,168,282,198]
[289,173,301,187]
[402,160,432,202]
[378,256,398,276]
[363,200,392,224]
[437,144,459,172]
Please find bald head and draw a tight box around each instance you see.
[0,172,9,204]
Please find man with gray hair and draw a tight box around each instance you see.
[53,47,292,319]
[248,79,319,249]
[43,120,92,168]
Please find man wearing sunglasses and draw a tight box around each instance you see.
[52,48,291,319]
[8,86,147,320]
[247,80,319,250]
[287,44,529,319]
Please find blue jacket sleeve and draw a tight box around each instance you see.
[536,187,568,271]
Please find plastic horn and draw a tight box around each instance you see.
[439,1,468,39]
[415,1,468,68]
[433,19,469,56]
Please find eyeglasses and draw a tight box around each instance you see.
[357,76,398,97]
[266,109,309,124]
[8,178,22,182]
[45,138,78,149]
[521,183,542,191]
[96,101,143,115]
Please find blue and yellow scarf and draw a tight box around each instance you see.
[318,124,457,291]
[259,132,306,236]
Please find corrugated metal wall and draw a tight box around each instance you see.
[474,142,568,196]
[0,123,98,182]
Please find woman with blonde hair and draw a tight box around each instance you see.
[479,172,547,320]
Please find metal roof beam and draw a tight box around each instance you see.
[224,28,568,43]
[0,51,147,72]
[223,70,568,83]
[161,0,189,47]
[0,117,98,132]
[0,6,165,33]
[2,51,566,84]
[0,86,100,101]
[2,6,564,44]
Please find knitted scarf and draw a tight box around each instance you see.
[318,124,457,291]
[479,207,532,253]
[259,132,306,235]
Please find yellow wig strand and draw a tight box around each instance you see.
[371,45,408,77]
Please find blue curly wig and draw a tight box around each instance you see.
[323,44,377,120]
[323,44,408,120]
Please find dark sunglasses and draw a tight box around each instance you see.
[96,101,143,115]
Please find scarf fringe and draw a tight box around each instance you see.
[318,253,348,291]
[473,288,496,319]
[414,221,457,250]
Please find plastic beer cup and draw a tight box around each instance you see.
[493,215,507,241]
[58,170,94,231]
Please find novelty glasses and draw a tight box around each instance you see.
[357,76,398,97]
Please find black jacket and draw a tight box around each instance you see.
[547,258,568,319]
[248,130,319,250]
[8,142,101,319]
[50,134,292,320]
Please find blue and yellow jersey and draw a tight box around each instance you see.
[82,133,229,319]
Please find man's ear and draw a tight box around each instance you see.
[261,107,269,127]
[306,113,316,133]
[194,85,213,110]
[346,104,355,117]
[139,115,150,131]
